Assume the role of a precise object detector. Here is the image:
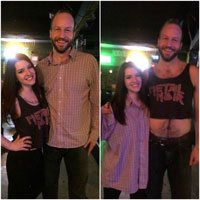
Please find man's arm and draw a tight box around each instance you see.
[189,65,199,165]
[84,55,99,156]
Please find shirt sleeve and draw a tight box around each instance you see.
[101,107,116,141]
[88,55,99,142]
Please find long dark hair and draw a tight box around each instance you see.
[111,62,147,125]
[1,53,46,122]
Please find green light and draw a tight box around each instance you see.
[101,55,111,64]
[101,43,117,48]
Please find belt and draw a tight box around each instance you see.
[29,148,42,151]
[149,132,192,146]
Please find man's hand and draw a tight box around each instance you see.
[189,145,199,166]
[84,138,96,156]
[102,102,112,114]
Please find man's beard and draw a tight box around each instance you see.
[158,46,180,62]
[52,38,74,54]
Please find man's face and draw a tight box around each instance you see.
[50,13,75,54]
[157,24,182,62]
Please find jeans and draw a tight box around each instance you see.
[43,144,88,199]
[6,149,44,199]
[103,187,147,199]
[146,133,192,199]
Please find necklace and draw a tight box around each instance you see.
[21,96,39,105]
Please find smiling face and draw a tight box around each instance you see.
[15,60,36,88]
[158,23,182,62]
[124,66,142,94]
[50,12,75,54]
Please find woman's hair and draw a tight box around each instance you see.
[1,53,46,122]
[111,62,147,125]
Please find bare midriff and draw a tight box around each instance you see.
[150,118,192,137]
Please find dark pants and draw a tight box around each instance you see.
[103,187,147,199]
[146,133,192,199]
[6,149,44,199]
[43,144,88,199]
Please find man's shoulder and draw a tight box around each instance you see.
[189,64,199,71]
[76,51,96,59]
[74,50,98,66]
[37,56,49,68]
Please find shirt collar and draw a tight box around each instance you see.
[126,94,144,109]
[47,48,77,65]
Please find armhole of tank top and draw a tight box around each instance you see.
[184,63,191,72]
[15,97,22,118]
[189,64,196,90]
[148,67,154,78]
[145,67,153,84]
[185,63,194,87]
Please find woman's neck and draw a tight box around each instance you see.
[18,86,39,105]
[128,92,140,102]
[19,85,34,95]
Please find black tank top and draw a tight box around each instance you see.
[12,95,50,148]
[147,64,194,119]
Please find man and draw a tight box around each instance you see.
[144,19,199,198]
[37,9,99,199]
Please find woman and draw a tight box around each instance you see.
[1,53,49,199]
[101,62,149,199]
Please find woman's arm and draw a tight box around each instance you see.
[101,102,116,141]
[1,135,32,151]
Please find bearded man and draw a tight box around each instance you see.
[37,9,99,199]
[144,19,199,199]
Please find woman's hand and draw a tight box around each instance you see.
[10,135,32,151]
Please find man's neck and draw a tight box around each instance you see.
[52,48,71,64]
[158,57,180,69]
[155,57,185,78]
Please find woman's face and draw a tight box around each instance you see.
[15,60,36,88]
[124,67,142,94]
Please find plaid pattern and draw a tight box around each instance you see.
[37,49,99,148]
[101,96,149,193]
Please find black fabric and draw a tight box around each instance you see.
[149,132,193,147]
[147,64,194,119]
[147,134,192,199]
[12,95,49,148]
[6,149,44,199]
[103,187,147,199]
[43,145,88,199]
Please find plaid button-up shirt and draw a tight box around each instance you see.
[101,95,149,193]
[37,49,99,148]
